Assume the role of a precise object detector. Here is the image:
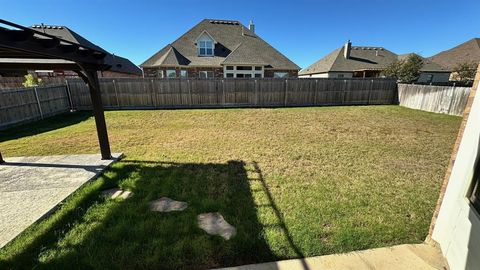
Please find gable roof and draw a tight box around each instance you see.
[30,25,107,54]
[397,53,449,72]
[300,44,450,75]
[104,55,142,76]
[29,25,141,75]
[428,38,480,69]
[141,19,299,70]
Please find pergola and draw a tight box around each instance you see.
[0,19,113,162]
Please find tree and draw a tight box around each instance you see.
[22,74,42,87]
[383,60,403,81]
[383,54,424,83]
[452,62,477,82]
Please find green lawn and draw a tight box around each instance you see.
[0,106,461,269]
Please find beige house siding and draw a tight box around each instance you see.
[431,64,480,270]
[298,72,353,78]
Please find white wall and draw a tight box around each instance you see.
[418,72,451,83]
[298,72,353,78]
[432,82,480,270]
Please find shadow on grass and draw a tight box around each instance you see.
[0,159,311,270]
[0,111,92,143]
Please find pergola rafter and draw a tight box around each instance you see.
[0,19,114,161]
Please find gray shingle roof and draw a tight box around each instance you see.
[428,38,480,69]
[300,44,450,75]
[29,25,141,76]
[141,19,299,70]
[397,53,449,72]
[104,54,142,76]
[31,25,107,53]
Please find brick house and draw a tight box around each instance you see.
[140,19,299,79]
[299,41,451,83]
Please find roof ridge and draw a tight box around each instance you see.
[221,42,244,64]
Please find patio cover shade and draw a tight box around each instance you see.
[0,19,113,160]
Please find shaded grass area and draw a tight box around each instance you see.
[0,106,462,269]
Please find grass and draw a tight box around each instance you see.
[0,106,461,269]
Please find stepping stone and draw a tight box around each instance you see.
[149,197,188,212]
[197,212,236,240]
[101,188,133,199]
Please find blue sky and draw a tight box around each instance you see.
[2,0,479,69]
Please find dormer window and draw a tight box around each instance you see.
[195,30,216,57]
[199,40,214,56]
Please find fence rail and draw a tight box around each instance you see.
[67,78,398,110]
[398,83,471,116]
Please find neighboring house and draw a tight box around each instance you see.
[428,38,480,81]
[299,41,450,83]
[141,19,300,79]
[0,25,142,78]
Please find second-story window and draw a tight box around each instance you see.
[199,40,214,56]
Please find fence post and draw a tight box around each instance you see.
[151,79,157,108]
[314,79,318,106]
[65,79,74,111]
[446,84,456,114]
[367,79,373,105]
[254,79,258,106]
[222,79,226,106]
[188,79,192,106]
[113,79,120,108]
[284,79,288,107]
[33,86,44,119]
[0,152,4,164]
[342,79,347,104]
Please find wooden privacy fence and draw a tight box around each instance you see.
[398,84,471,116]
[67,77,398,110]
[0,84,71,129]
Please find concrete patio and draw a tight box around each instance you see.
[0,153,121,248]
[215,243,449,270]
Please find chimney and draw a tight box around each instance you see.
[344,40,352,59]
[248,20,255,33]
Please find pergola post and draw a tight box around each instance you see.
[79,69,112,160]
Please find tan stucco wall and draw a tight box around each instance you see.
[298,72,353,78]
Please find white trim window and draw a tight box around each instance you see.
[224,65,264,78]
[166,69,176,78]
[199,71,214,79]
[198,40,214,56]
[180,70,188,78]
[273,72,289,78]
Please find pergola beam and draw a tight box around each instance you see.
[0,19,115,162]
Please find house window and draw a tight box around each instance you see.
[166,69,176,78]
[157,70,164,78]
[198,40,214,56]
[226,73,234,78]
[273,72,288,78]
[226,66,234,70]
[470,159,480,214]
[237,66,252,70]
[199,71,214,79]
[255,66,262,71]
[338,74,345,78]
[425,74,434,83]
[254,74,262,78]
[180,70,188,78]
